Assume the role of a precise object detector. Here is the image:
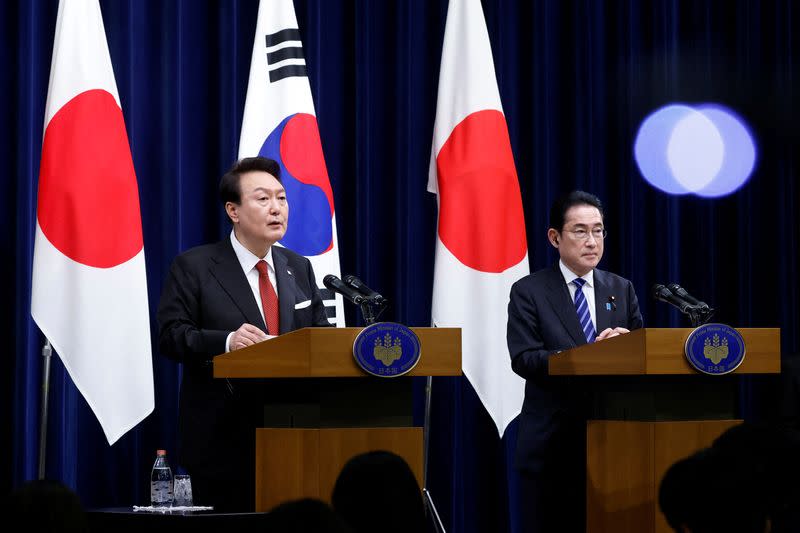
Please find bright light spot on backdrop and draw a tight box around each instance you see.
[634,104,757,198]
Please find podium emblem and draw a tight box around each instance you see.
[353,322,421,377]
[684,323,746,375]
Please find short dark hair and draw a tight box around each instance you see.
[8,479,89,533]
[332,451,425,533]
[264,498,351,533]
[219,156,281,206]
[658,422,800,533]
[549,190,604,231]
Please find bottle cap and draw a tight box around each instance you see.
[157,449,166,455]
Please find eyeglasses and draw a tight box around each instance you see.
[563,228,607,241]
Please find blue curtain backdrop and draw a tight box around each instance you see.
[4,1,798,531]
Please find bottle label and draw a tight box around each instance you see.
[150,466,173,506]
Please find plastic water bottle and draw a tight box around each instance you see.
[150,449,173,507]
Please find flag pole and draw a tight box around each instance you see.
[422,373,447,532]
[423,377,433,487]
[38,339,53,479]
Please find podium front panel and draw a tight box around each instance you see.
[255,427,423,512]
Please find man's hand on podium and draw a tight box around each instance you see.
[231,323,268,350]
[595,327,631,342]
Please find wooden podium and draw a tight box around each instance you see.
[213,326,461,512]
[549,327,781,533]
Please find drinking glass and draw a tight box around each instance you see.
[173,474,193,507]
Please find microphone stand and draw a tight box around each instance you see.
[686,306,714,327]
[358,297,387,325]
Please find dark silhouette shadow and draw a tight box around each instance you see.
[332,451,426,533]
[7,479,88,533]
[659,422,800,533]
[264,498,352,533]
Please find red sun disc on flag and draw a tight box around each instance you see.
[38,89,143,268]
[435,109,527,273]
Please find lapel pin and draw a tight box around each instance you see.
[606,295,617,311]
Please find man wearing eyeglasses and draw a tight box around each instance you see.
[507,190,643,532]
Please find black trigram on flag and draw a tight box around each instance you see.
[265,28,307,83]
[319,288,338,321]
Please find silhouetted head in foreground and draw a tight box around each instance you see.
[659,422,800,533]
[265,498,352,533]
[7,479,88,533]
[332,451,426,533]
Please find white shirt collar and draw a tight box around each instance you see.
[559,259,594,288]
[230,230,274,274]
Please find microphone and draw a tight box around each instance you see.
[323,274,365,305]
[666,283,710,311]
[343,275,386,304]
[652,283,698,314]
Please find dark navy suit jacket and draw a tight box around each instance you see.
[507,263,643,473]
[156,238,330,478]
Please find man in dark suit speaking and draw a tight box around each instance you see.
[157,156,330,511]
[507,190,643,532]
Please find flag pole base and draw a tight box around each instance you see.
[424,488,447,533]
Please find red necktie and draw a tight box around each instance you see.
[255,260,279,335]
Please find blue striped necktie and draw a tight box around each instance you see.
[572,278,596,343]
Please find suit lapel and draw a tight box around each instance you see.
[593,269,612,333]
[208,239,267,331]
[273,247,296,334]
[543,264,587,346]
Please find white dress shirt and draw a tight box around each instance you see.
[225,231,278,351]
